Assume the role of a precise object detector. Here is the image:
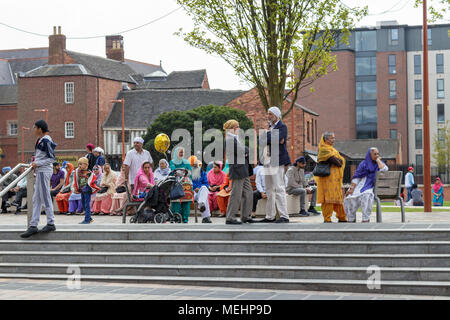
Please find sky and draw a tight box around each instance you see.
[0,0,448,90]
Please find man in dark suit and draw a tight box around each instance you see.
[259,106,291,223]
[223,120,254,224]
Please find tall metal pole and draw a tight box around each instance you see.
[121,98,125,162]
[423,0,432,212]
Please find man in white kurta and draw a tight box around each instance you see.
[344,148,388,223]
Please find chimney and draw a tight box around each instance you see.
[106,35,124,62]
[48,26,66,65]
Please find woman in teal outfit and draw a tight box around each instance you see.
[170,147,193,223]
[432,177,444,207]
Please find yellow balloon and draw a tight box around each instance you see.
[154,133,170,153]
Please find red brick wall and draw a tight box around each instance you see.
[202,73,210,89]
[17,75,122,162]
[376,51,408,164]
[226,88,319,161]
[0,105,18,167]
[295,50,356,141]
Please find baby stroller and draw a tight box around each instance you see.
[129,168,189,224]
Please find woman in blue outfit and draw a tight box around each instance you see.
[433,177,444,207]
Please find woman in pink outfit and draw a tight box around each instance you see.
[93,163,117,215]
[132,161,155,200]
[207,161,226,213]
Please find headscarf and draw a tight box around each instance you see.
[64,163,75,186]
[134,137,144,144]
[62,161,68,169]
[352,148,381,193]
[434,177,443,193]
[207,161,226,187]
[154,159,170,182]
[318,134,345,177]
[133,161,154,195]
[2,167,11,174]
[93,147,104,154]
[171,146,188,166]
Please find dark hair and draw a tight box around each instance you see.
[34,120,49,133]
[412,184,418,189]
[53,162,60,167]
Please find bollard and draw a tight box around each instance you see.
[26,173,35,228]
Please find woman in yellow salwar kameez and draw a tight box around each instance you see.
[316,132,347,223]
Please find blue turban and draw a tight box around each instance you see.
[2,167,11,174]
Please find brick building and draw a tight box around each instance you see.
[14,27,165,165]
[226,88,319,160]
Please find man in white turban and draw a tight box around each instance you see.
[123,136,153,190]
[258,106,291,224]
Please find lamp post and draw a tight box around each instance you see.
[21,127,30,163]
[111,98,125,162]
[34,108,48,123]
[422,0,432,212]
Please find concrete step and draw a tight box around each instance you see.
[1,251,450,267]
[1,263,450,282]
[2,227,450,241]
[0,273,449,296]
[2,240,450,254]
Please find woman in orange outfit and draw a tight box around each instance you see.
[216,173,232,217]
[55,162,75,214]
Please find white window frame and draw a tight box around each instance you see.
[7,121,18,136]
[64,82,74,104]
[65,121,75,139]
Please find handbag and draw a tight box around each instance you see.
[312,162,331,177]
[115,186,126,193]
[97,186,108,194]
[169,182,185,200]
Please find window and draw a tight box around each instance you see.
[355,31,377,51]
[356,106,377,139]
[389,80,397,99]
[7,121,18,136]
[414,55,421,74]
[416,155,423,175]
[415,129,423,149]
[65,122,74,139]
[311,120,315,146]
[415,104,423,124]
[307,121,310,143]
[436,54,444,73]
[437,104,445,123]
[428,29,432,46]
[389,29,399,45]
[355,57,376,75]
[390,129,398,139]
[415,80,422,99]
[389,104,397,123]
[437,79,445,99]
[117,131,131,144]
[356,81,377,100]
[315,119,318,146]
[438,128,445,142]
[388,55,396,74]
[112,40,121,49]
[64,82,74,104]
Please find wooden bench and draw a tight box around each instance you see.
[374,171,405,223]
[122,183,143,224]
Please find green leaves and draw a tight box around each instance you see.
[176,0,367,116]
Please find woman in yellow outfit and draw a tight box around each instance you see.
[316,132,347,223]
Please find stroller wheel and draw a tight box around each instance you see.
[154,213,166,224]
[172,213,182,224]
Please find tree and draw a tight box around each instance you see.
[176,0,367,117]
[415,0,450,22]
[432,120,450,176]
[143,105,253,164]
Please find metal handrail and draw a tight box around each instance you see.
[0,164,32,198]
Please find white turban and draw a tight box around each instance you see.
[134,137,144,144]
[268,106,282,120]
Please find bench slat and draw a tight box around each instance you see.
[376,179,400,188]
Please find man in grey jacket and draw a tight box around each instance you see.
[286,156,320,217]
[21,120,57,238]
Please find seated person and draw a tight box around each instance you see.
[154,159,170,183]
[286,157,319,217]
[50,162,65,199]
[55,163,75,215]
[252,163,266,218]
[344,148,388,223]
[93,163,117,215]
[207,161,226,215]
[217,173,232,217]
[408,184,424,206]
[433,177,444,207]
[1,167,17,213]
[11,172,27,214]
[192,159,212,223]
[110,165,131,216]
[132,161,154,201]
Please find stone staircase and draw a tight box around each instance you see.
[0,224,449,296]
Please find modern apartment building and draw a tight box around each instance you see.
[297,21,450,167]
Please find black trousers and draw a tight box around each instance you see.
[13,188,27,207]
[1,190,16,210]
[253,190,263,212]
